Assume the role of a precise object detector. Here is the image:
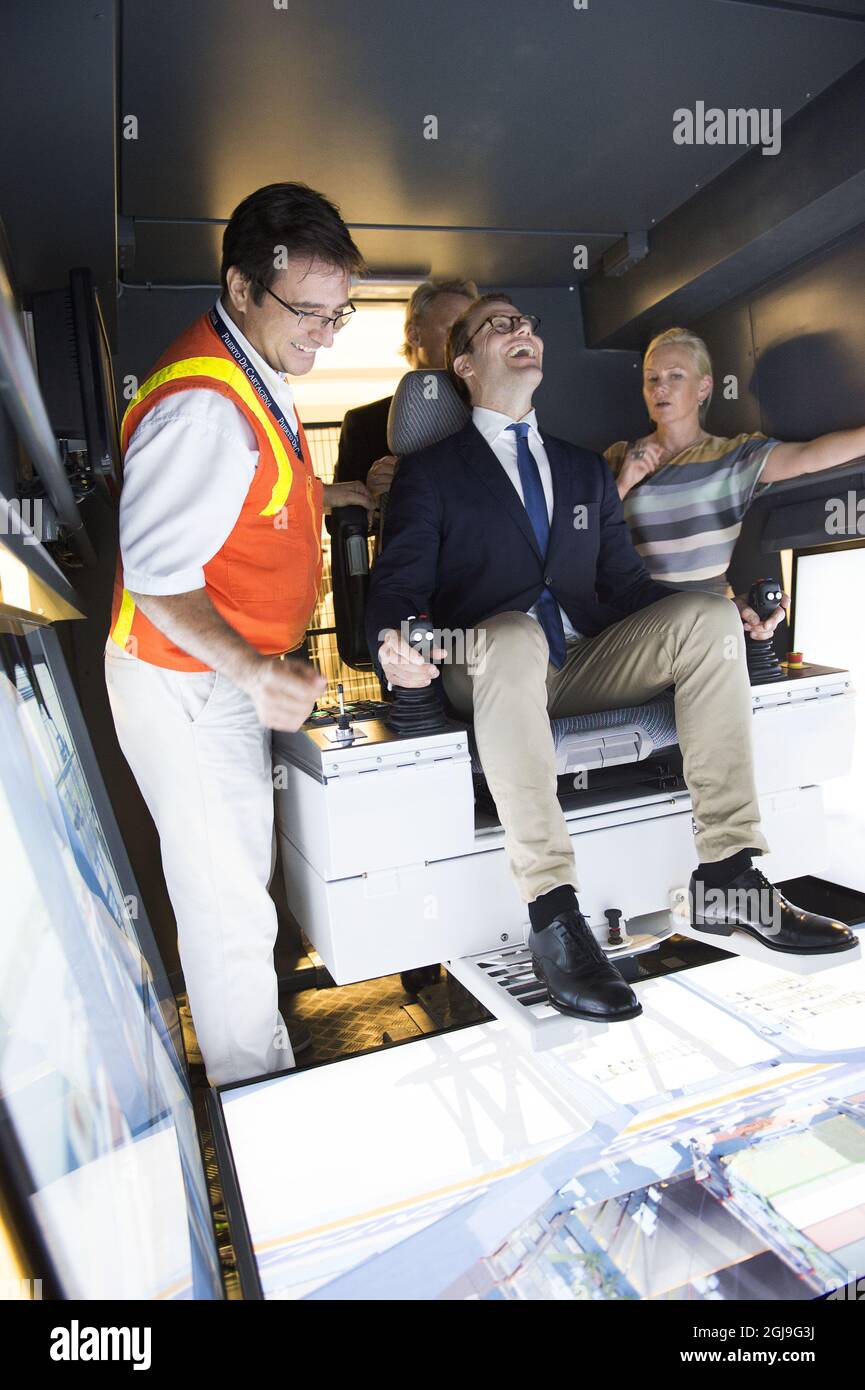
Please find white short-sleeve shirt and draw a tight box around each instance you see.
[472,406,580,640]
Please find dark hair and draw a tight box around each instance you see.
[445,292,516,403]
[221,182,364,302]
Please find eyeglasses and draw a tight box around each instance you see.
[258,281,356,332]
[464,313,541,349]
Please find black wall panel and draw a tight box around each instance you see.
[2,0,118,341]
[694,223,865,447]
[693,220,865,596]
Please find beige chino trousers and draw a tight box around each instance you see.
[441,591,769,903]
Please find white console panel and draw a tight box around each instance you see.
[272,722,475,879]
[276,766,828,985]
[273,671,853,1019]
[750,672,854,793]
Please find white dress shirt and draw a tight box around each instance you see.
[119,299,300,596]
[472,406,580,641]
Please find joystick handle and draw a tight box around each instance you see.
[744,577,785,685]
[748,578,784,624]
[334,681,355,741]
[605,907,624,946]
[336,682,351,731]
[405,614,436,656]
[385,613,449,736]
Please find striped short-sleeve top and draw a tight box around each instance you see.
[603,433,780,594]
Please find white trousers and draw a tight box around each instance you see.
[104,642,294,1086]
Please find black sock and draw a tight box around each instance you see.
[529,885,579,932]
[694,848,754,888]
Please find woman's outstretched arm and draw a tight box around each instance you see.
[761,426,865,483]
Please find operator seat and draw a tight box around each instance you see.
[329,370,678,776]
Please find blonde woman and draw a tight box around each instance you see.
[605,328,865,638]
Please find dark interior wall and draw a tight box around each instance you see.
[2,0,118,341]
[694,222,865,441]
[119,0,865,289]
[117,284,646,453]
[116,287,215,397]
[692,219,865,596]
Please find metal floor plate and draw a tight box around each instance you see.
[180,970,490,1071]
[447,909,684,1050]
[447,945,609,1050]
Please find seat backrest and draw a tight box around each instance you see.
[386,369,470,456]
[330,371,469,669]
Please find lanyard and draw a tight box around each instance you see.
[208,306,304,463]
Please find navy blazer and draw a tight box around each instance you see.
[334,394,391,485]
[365,420,671,666]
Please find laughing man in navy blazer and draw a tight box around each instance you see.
[365,293,856,1023]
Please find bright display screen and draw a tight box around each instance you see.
[221,952,865,1301]
[0,636,221,1299]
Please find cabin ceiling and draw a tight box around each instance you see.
[120,0,865,288]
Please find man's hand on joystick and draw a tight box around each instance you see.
[734,584,789,641]
[741,579,787,684]
[378,626,448,691]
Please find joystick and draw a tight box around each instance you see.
[385,614,451,736]
[333,683,354,742]
[744,578,785,685]
[320,681,370,745]
[605,907,625,947]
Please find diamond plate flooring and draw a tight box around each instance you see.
[179,967,491,1071]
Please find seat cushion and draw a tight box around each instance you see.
[469,692,678,776]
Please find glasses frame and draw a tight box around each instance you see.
[257,281,356,332]
[463,313,541,351]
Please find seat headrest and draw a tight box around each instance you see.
[386,369,470,456]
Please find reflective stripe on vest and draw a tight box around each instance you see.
[121,355,294,516]
[111,586,137,652]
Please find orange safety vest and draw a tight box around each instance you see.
[108,310,323,672]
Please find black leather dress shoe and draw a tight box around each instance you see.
[689,866,857,955]
[529,909,642,1022]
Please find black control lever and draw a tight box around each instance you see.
[385,613,450,736]
[605,908,624,947]
[330,504,373,669]
[745,578,785,685]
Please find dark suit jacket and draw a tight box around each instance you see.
[365,420,671,670]
[334,395,392,484]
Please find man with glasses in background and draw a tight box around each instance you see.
[105,183,373,1086]
[367,292,855,1028]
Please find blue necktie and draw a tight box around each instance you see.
[507,422,567,668]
